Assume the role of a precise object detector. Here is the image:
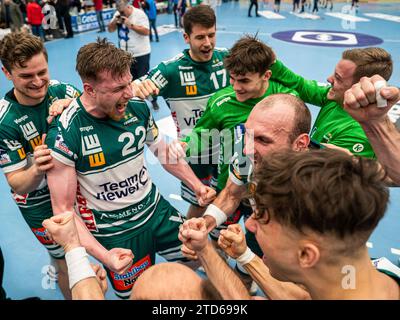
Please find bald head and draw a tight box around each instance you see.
[250,94,311,142]
[130,263,219,300]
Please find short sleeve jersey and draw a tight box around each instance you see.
[46,97,162,241]
[143,48,229,138]
[0,81,80,209]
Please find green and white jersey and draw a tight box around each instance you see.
[47,97,162,242]
[0,81,80,212]
[143,48,229,138]
[270,60,375,159]
[372,257,400,286]
[186,82,297,191]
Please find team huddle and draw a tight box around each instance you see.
[1,5,400,300]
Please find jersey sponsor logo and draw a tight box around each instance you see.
[183,108,204,127]
[185,85,197,96]
[76,184,98,232]
[12,192,28,205]
[31,227,55,245]
[111,255,151,290]
[100,203,145,220]
[0,148,11,165]
[216,96,231,107]
[14,115,28,125]
[55,133,74,157]
[82,134,105,167]
[272,30,383,47]
[151,70,168,89]
[352,143,364,153]
[96,167,149,201]
[180,71,196,86]
[123,114,138,127]
[212,61,224,68]
[178,65,193,70]
[66,85,80,98]
[4,139,26,160]
[79,126,94,132]
[20,121,41,149]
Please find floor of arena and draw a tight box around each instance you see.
[0,0,399,299]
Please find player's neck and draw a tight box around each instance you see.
[304,250,399,299]
[80,93,107,119]
[13,88,44,106]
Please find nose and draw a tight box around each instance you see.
[327,75,334,85]
[32,74,42,86]
[203,36,211,47]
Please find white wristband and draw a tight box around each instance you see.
[236,247,256,266]
[203,204,227,227]
[65,247,96,290]
[374,80,388,108]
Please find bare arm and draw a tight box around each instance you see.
[179,218,250,300]
[343,75,400,185]
[122,16,150,36]
[203,178,247,231]
[243,255,311,300]
[46,158,110,263]
[151,139,216,205]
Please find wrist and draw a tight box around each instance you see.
[236,247,255,266]
[65,247,96,289]
[63,241,81,253]
[203,204,227,228]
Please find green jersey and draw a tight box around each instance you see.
[47,97,162,243]
[0,81,80,216]
[270,60,375,158]
[187,82,297,190]
[144,48,229,138]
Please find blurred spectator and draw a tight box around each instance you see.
[0,0,24,32]
[26,0,44,40]
[93,0,105,32]
[56,0,73,38]
[141,0,158,42]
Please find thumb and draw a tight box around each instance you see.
[41,133,47,145]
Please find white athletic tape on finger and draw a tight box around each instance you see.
[374,80,388,108]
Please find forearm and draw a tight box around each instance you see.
[243,255,310,300]
[7,165,44,194]
[361,117,400,185]
[162,160,203,192]
[107,20,117,32]
[73,215,109,264]
[72,279,104,300]
[198,242,250,300]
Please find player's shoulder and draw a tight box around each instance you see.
[57,98,82,130]
[208,86,235,109]
[48,80,80,99]
[213,47,229,57]
[127,98,151,119]
[160,51,187,68]
[0,97,14,125]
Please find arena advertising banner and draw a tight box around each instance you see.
[71,9,116,33]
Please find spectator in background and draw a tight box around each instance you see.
[0,0,24,32]
[93,0,106,32]
[172,0,179,27]
[26,0,44,40]
[248,0,260,17]
[141,0,159,42]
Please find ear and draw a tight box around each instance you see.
[183,32,190,45]
[297,242,320,269]
[292,134,310,152]
[263,70,272,81]
[2,66,12,80]
[83,82,96,98]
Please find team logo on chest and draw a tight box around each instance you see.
[82,134,106,168]
[180,71,197,96]
[20,121,41,149]
[3,139,26,159]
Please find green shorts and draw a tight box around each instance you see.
[98,194,188,299]
[12,191,64,259]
